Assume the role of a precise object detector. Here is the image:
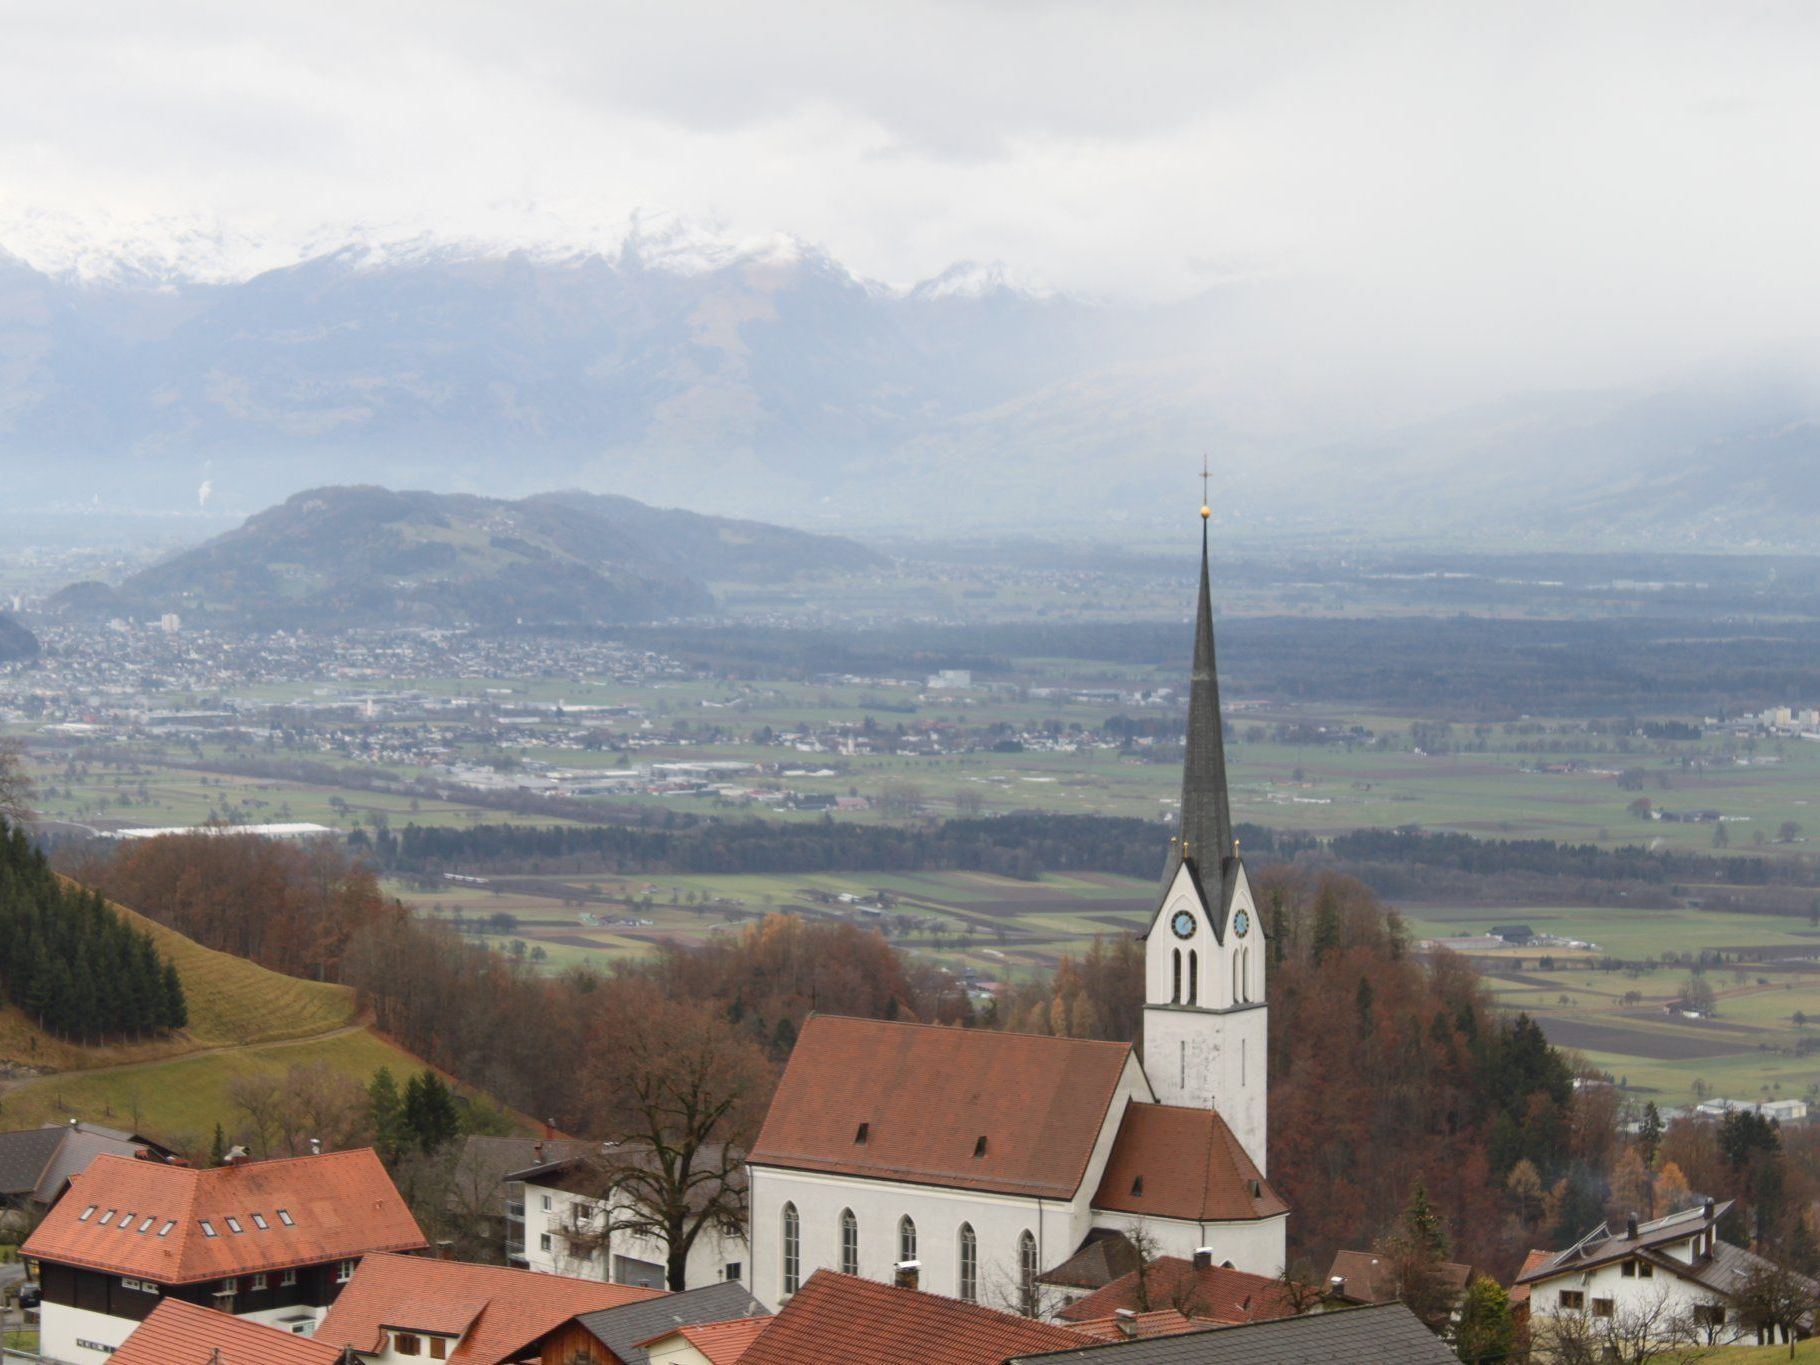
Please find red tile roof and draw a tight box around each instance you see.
[1067,1309,1209,1341]
[665,1316,773,1363]
[111,1298,350,1365]
[1057,1257,1301,1326]
[1508,1249,1555,1308]
[316,1251,663,1363]
[740,1271,1091,1365]
[21,1149,425,1284]
[1091,1104,1286,1222]
[750,1015,1136,1199]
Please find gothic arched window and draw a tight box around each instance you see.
[840,1208,858,1276]
[958,1223,978,1301]
[1234,950,1243,1003]
[1172,949,1181,1003]
[1018,1230,1039,1315]
[1187,950,1198,1005]
[898,1215,917,1266]
[782,1203,800,1295]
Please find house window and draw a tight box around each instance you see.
[281,1269,298,1287]
[898,1216,917,1266]
[958,1224,978,1302]
[1592,1298,1614,1319]
[1622,1260,1634,1277]
[1019,1230,1039,1316]
[220,1278,239,1294]
[725,1263,742,1283]
[394,1332,422,1355]
[428,1341,448,1361]
[251,1274,268,1291]
[1558,1290,1584,1311]
[542,1194,553,1212]
[840,1209,859,1276]
[1640,1261,1653,1278]
[540,1233,553,1253]
[782,1203,801,1295]
[336,1259,356,1284]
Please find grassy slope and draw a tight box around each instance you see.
[0,889,459,1147]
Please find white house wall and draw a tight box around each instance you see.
[1530,1258,1749,1346]
[1086,1209,1288,1280]
[519,1180,747,1291]
[39,1302,135,1365]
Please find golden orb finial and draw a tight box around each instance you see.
[1200,504,1211,520]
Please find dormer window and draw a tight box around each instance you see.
[973,1136,988,1158]
[854,1122,869,1144]
[1130,1176,1144,1197]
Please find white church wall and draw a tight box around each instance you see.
[1086,1209,1288,1278]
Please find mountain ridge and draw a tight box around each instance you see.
[46,485,880,630]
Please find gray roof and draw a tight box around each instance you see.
[1008,1303,1458,1365]
[1520,1201,1733,1282]
[573,1280,766,1365]
[0,1129,65,1199]
[460,1135,596,1191]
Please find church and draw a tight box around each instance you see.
[745,506,1287,1314]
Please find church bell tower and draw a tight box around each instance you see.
[1142,492,1269,1174]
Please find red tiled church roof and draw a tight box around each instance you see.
[740,1271,1091,1365]
[1058,1257,1300,1326]
[1091,1104,1285,1223]
[22,1150,425,1284]
[112,1298,352,1364]
[750,1015,1136,1199]
[317,1251,663,1363]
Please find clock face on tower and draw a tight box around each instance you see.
[1233,909,1250,938]
[1170,909,1196,939]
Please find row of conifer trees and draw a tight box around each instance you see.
[0,820,187,1042]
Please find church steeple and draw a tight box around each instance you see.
[1161,497,1234,894]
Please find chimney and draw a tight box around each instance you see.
[1626,1213,1639,1240]
[1330,1275,1346,1298]
[1114,1308,1138,1339]
[309,1137,322,1157]
[1193,1247,1214,1271]
[1703,1198,1716,1222]
[436,1239,455,1261]
[532,1140,545,1164]
[894,1260,920,1291]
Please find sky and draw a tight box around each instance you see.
[2,1,1819,397]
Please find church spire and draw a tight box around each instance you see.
[1162,481,1234,892]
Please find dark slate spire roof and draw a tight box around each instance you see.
[1161,515,1234,897]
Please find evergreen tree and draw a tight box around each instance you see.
[366,1068,411,1165]
[209,1122,227,1168]
[1638,1101,1664,1166]
[403,1070,460,1153]
[1452,1276,1516,1364]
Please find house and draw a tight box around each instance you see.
[745,520,1284,1314]
[454,1134,597,1265]
[112,1298,359,1364]
[639,1315,770,1365]
[22,1148,426,1365]
[315,1251,662,1363]
[1516,1198,1816,1348]
[534,1280,765,1364]
[1056,1252,1300,1327]
[736,1269,1091,1365]
[1004,1301,1460,1363]
[1323,1248,1475,1311]
[510,1143,748,1290]
[0,1122,174,1228]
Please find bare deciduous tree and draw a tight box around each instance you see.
[1538,1288,1718,1365]
[1733,1261,1820,1358]
[0,738,32,825]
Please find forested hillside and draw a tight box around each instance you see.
[0,820,184,1043]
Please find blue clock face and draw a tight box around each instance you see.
[1233,909,1250,938]
[1171,909,1196,939]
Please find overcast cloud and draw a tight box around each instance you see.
[2,1,1818,399]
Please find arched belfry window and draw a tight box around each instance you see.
[1187,950,1198,1005]
[782,1203,800,1294]
[840,1208,858,1275]
[1234,950,1243,1003]
[1171,949,1182,1003]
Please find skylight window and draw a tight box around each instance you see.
[225,1217,243,1234]
[276,1209,294,1226]
[118,1212,136,1230]
[158,1221,176,1237]
[138,1216,155,1233]
[251,1213,269,1230]
[99,1210,116,1226]
[79,1205,97,1222]
[199,1220,217,1237]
